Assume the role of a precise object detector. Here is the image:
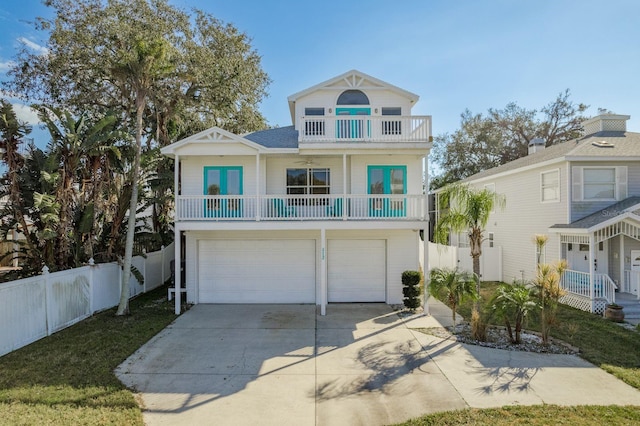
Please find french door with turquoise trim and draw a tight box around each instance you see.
[336,107,371,139]
[203,166,243,217]
[368,165,406,217]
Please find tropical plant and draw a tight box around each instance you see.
[533,260,567,345]
[429,267,478,326]
[434,183,505,312]
[491,283,537,344]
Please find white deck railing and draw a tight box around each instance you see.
[298,115,431,143]
[176,194,427,221]
[561,269,617,304]
[623,269,640,298]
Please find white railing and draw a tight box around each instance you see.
[623,269,640,297]
[561,269,617,304]
[0,243,175,357]
[298,115,432,143]
[176,194,428,221]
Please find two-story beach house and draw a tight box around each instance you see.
[161,70,432,314]
[443,113,640,313]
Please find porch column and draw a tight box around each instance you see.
[320,228,327,315]
[256,153,261,221]
[422,228,430,315]
[620,236,625,292]
[174,228,181,315]
[589,234,596,313]
[342,154,347,220]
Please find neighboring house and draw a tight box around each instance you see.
[161,70,432,314]
[439,113,640,313]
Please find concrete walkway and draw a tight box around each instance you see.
[116,300,640,426]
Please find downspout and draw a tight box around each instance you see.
[588,234,595,313]
[174,154,181,315]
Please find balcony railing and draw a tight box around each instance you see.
[298,115,431,143]
[176,194,427,221]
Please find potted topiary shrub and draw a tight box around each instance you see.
[604,303,625,322]
[402,270,422,312]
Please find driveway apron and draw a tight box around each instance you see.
[116,302,640,426]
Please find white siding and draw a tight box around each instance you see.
[470,164,568,283]
[180,155,257,196]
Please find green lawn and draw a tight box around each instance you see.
[0,286,177,425]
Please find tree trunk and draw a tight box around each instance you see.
[116,93,145,316]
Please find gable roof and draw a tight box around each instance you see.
[160,126,265,157]
[462,131,640,184]
[286,69,420,124]
[244,126,299,149]
[549,196,640,232]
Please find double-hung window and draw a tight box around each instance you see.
[541,169,560,202]
[572,166,627,201]
[381,107,401,135]
[286,168,330,205]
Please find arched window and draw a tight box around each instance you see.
[337,90,369,105]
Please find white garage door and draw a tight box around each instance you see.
[328,240,386,302]
[198,239,316,303]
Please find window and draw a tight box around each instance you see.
[584,168,615,200]
[488,232,494,248]
[382,107,401,135]
[573,166,627,201]
[337,90,370,105]
[286,168,330,205]
[541,169,560,202]
[304,107,325,136]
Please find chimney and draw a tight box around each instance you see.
[582,113,630,136]
[528,137,545,155]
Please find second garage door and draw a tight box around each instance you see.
[327,239,386,302]
[198,239,316,303]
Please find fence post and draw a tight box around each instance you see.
[161,245,165,285]
[142,248,147,293]
[88,258,95,314]
[42,265,52,336]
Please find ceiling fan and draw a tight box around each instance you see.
[294,158,319,167]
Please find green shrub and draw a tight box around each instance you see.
[402,270,422,311]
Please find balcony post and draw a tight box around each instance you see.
[256,153,261,221]
[174,154,179,221]
[342,154,347,220]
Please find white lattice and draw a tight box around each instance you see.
[560,294,607,314]
[560,234,589,244]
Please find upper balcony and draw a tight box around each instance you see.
[176,194,427,222]
[298,115,431,143]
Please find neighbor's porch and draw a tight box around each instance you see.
[557,220,640,314]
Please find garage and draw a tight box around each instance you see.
[198,239,316,303]
[327,239,386,302]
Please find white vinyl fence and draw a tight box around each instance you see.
[427,242,502,282]
[0,242,175,357]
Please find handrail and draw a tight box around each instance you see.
[176,194,427,221]
[298,115,432,143]
[561,269,616,303]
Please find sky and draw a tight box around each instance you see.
[1,0,640,147]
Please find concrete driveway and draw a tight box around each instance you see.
[116,301,640,426]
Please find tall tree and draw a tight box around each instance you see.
[6,0,270,311]
[431,91,588,190]
[434,183,505,311]
[0,101,37,257]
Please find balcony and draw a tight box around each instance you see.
[176,194,427,221]
[298,115,431,143]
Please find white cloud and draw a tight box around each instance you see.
[17,37,49,56]
[0,60,16,71]
[11,103,42,125]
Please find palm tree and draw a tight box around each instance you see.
[429,267,478,326]
[491,283,537,344]
[112,37,174,316]
[0,100,37,257]
[434,183,505,310]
